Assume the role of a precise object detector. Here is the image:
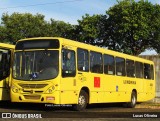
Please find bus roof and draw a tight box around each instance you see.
[0,43,15,49]
[17,37,154,64]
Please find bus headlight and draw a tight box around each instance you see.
[46,86,55,94]
[12,85,19,93]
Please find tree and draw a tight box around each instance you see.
[46,19,74,38]
[0,26,8,43]
[75,14,104,46]
[0,12,75,43]
[1,12,48,43]
[149,3,160,53]
[103,0,160,55]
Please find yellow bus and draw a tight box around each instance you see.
[0,43,14,101]
[11,37,155,110]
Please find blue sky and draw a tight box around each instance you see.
[0,0,117,24]
[0,0,159,25]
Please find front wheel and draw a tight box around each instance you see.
[73,90,88,111]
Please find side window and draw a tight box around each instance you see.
[126,59,135,77]
[62,49,76,77]
[116,57,125,76]
[135,62,143,78]
[0,51,3,79]
[0,49,11,80]
[144,63,151,79]
[0,51,2,69]
[90,51,103,74]
[104,54,115,75]
[150,65,154,80]
[77,48,89,72]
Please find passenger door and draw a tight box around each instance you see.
[60,47,78,104]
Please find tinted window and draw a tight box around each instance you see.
[0,49,11,80]
[62,49,76,77]
[13,50,59,80]
[77,48,89,72]
[90,51,103,74]
[116,57,125,76]
[144,63,151,79]
[126,59,135,77]
[150,65,154,80]
[104,54,115,75]
[135,62,143,78]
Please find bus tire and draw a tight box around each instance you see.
[127,91,137,108]
[73,90,88,111]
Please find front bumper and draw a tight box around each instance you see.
[10,90,60,104]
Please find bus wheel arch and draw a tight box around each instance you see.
[73,87,89,111]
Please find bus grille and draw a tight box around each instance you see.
[18,84,48,89]
[24,95,41,100]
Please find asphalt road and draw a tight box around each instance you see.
[0,101,160,120]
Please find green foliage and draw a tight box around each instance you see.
[73,0,160,55]
[103,0,160,55]
[47,19,74,38]
[149,4,160,53]
[0,26,8,43]
[1,13,47,43]
[75,14,104,46]
[0,12,73,43]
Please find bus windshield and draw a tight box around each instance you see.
[13,50,59,81]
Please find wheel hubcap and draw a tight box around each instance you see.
[79,95,85,107]
[132,96,136,105]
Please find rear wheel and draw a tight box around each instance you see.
[127,91,137,108]
[73,90,88,111]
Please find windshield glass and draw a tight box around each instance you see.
[13,50,59,81]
